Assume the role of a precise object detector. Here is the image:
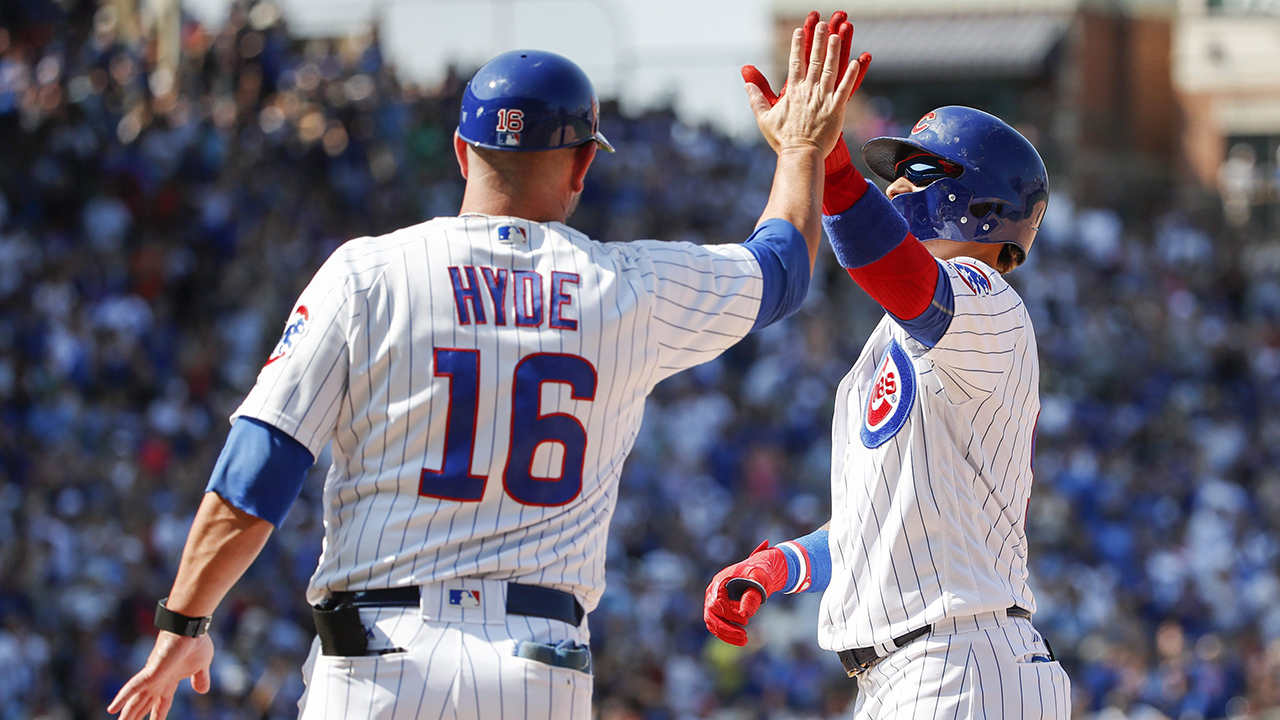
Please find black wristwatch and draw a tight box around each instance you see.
[154,598,213,638]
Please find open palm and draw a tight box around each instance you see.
[746,20,860,157]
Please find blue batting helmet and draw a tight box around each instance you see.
[863,106,1048,259]
[458,50,614,153]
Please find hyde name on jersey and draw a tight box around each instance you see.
[234,215,770,610]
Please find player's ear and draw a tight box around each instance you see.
[569,142,597,194]
[454,131,470,179]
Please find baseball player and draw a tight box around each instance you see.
[110,28,862,720]
[703,17,1071,718]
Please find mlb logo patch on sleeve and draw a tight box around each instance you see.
[265,305,309,366]
[449,589,482,608]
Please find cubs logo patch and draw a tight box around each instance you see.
[449,589,481,608]
[497,225,527,244]
[861,339,917,448]
[911,111,937,135]
[952,261,992,297]
[264,305,309,366]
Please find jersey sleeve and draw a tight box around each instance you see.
[231,247,354,457]
[205,417,314,527]
[627,237,765,384]
[915,259,1027,400]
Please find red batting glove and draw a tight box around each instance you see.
[741,11,820,105]
[822,11,874,214]
[822,126,871,216]
[828,11,852,87]
[703,541,791,647]
[822,49,873,215]
[742,11,868,105]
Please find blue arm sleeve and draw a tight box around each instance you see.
[777,528,832,594]
[891,261,955,348]
[821,187,910,269]
[743,218,811,331]
[206,417,315,527]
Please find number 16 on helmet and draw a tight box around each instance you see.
[458,50,615,154]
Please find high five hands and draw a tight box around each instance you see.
[743,10,871,160]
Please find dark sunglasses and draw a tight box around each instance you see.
[894,153,963,187]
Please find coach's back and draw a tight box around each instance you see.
[234,215,765,610]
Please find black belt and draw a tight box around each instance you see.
[327,583,586,626]
[314,584,585,659]
[837,605,1032,677]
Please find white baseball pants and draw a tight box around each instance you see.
[297,580,592,720]
[851,610,1071,719]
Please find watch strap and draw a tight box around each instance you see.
[155,598,212,637]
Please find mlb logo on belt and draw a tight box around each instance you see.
[861,339,917,448]
[448,589,481,608]
[497,225,527,244]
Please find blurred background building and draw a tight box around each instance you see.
[3,0,1280,719]
[778,0,1280,224]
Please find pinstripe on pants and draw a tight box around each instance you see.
[297,605,592,720]
[850,613,1070,720]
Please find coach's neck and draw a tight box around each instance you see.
[454,133,597,224]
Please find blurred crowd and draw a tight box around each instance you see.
[2,2,1280,719]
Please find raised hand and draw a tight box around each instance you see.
[745,19,861,157]
[741,11,871,114]
[749,11,871,264]
[741,11,819,106]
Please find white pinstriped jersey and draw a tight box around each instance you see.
[819,257,1040,652]
[233,215,764,608]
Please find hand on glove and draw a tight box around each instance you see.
[741,10,873,215]
[703,541,790,646]
[741,11,870,111]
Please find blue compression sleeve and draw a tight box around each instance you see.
[776,528,832,594]
[206,417,315,527]
[821,186,910,269]
[744,218,811,331]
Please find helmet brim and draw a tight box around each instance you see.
[862,136,941,184]
[460,132,615,154]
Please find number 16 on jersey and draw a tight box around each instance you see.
[420,349,597,507]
